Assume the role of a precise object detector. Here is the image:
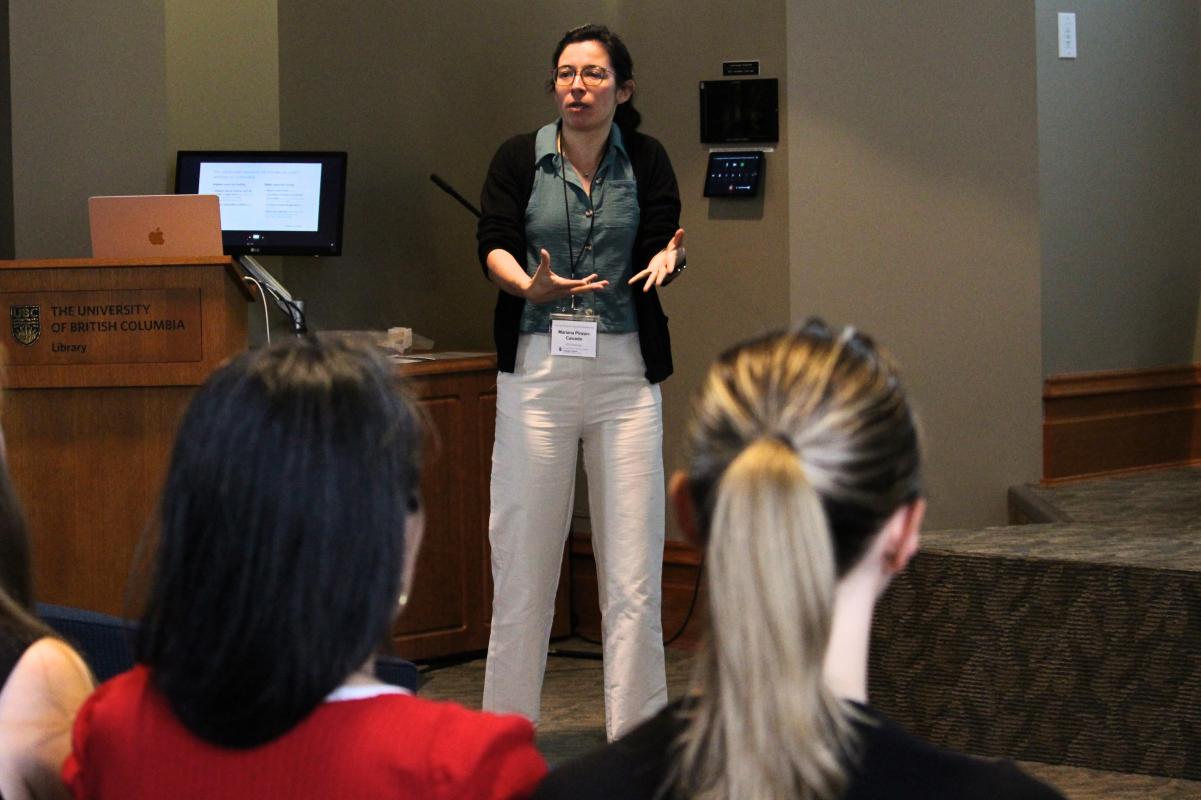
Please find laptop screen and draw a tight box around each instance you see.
[88,194,224,259]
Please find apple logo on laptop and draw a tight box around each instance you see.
[148,227,165,246]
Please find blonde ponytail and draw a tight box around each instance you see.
[669,320,921,800]
[673,436,853,800]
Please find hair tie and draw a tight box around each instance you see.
[769,432,795,452]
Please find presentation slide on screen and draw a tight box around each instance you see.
[198,162,322,232]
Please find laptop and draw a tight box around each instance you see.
[88,194,224,259]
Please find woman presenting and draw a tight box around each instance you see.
[477,23,684,742]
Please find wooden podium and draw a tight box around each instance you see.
[0,258,563,660]
[0,257,249,616]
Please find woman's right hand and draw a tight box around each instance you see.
[523,248,608,304]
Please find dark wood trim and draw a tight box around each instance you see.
[1044,363,1201,399]
[0,256,236,269]
[1043,363,1201,481]
[394,352,497,378]
[570,532,706,650]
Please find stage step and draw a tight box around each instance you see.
[869,467,1201,781]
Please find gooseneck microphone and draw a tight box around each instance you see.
[429,174,482,219]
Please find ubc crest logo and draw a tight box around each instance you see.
[10,305,40,346]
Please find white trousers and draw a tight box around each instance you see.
[483,333,668,741]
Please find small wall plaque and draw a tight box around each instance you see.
[722,60,760,76]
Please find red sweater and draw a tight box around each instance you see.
[63,666,547,800]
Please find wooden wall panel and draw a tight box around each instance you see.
[391,361,492,660]
[1043,364,1201,481]
[390,356,570,661]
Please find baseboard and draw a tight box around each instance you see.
[570,532,706,650]
[1043,363,1201,481]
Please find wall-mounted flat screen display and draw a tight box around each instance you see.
[174,151,347,256]
[699,79,779,144]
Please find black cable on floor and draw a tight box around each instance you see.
[663,554,705,647]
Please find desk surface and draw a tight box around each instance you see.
[391,351,496,377]
[0,256,233,269]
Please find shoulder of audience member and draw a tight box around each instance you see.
[851,707,1066,800]
[420,699,547,800]
[0,637,93,721]
[0,637,94,800]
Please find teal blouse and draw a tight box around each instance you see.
[519,122,640,333]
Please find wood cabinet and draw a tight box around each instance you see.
[392,354,569,660]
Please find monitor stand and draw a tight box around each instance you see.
[237,255,306,334]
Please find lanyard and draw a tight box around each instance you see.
[557,128,605,310]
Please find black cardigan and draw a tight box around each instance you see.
[476,128,680,384]
[532,699,1066,800]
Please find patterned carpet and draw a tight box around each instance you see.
[870,466,1201,786]
[1017,465,1201,531]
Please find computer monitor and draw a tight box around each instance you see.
[698,79,779,144]
[174,151,347,256]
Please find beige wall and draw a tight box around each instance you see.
[786,2,1043,528]
[277,1,792,529]
[4,1,793,536]
[1036,1,1201,376]
[9,0,170,258]
[0,0,12,259]
[8,0,280,260]
[17,2,1198,530]
[164,0,280,156]
[164,0,284,341]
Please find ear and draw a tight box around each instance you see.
[616,80,634,105]
[668,470,700,548]
[882,498,924,574]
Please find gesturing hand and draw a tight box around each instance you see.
[628,228,686,293]
[524,248,609,305]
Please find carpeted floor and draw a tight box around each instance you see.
[1020,466,1201,530]
[415,639,1201,798]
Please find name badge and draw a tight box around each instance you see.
[550,313,598,358]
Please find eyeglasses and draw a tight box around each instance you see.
[553,65,611,87]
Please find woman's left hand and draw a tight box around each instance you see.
[628,228,686,293]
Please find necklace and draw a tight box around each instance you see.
[571,154,600,179]
[574,155,602,180]
[557,133,602,181]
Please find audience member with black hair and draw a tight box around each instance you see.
[63,335,547,799]
[534,321,1064,800]
[0,433,93,800]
